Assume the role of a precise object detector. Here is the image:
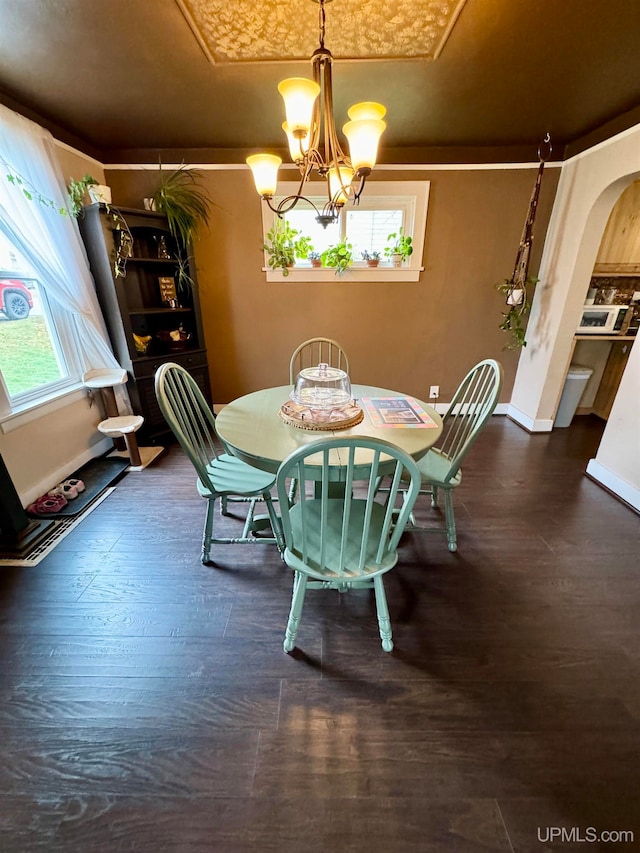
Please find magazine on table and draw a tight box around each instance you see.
[361,396,439,428]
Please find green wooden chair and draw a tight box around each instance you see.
[276,436,422,653]
[287,337,351,506]
[155,363,283,564]
[407,358,503,551]
[289,337,350,384]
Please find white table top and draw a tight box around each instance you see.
[215,384,443,474]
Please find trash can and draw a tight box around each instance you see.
[555,364,593,428]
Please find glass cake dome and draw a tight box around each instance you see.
[291,362,352,410]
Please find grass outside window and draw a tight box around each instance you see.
[0,315,62,395]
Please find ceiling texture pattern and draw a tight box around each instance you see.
[177,0,467,62]
[0,0,639,164]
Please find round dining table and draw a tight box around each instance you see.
[215,384,443,474]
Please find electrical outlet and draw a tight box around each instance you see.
[429,385,439,399]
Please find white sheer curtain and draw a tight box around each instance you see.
[0,103,119,372]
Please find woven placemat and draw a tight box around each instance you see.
[279,400,364,431]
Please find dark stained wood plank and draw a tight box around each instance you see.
[0,416,638,851]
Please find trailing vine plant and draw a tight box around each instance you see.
[496,134,551,349]
[2,155,69,215]
[496,275,538,349]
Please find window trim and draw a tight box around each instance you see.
[260,180,429,282]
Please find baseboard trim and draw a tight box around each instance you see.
[586,459,640,513]
[507,404,554,433]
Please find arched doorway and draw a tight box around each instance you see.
[508,126,640,510]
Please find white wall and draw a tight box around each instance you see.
[586,338,640,510]
[509,124,640,510]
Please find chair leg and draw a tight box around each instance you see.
[431,485,439,508]
[220,495,228,515]
[373,575,393,652]
[443,489,457,552]
[202,498,215,564]
[263,491,285,553]
[284,572,308,653]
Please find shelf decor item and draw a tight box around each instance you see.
[158,276,178,306]
[155,235,171,258]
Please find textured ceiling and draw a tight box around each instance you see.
[177,0,467,62]
[0,0,639,164]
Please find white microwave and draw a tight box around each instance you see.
[577,304,629,334]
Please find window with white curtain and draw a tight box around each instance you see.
[0,230,77,405]
[259,179,429,282]
[0,104,120,422]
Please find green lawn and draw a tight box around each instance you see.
[0,315,62,395]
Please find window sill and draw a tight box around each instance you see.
[264,265,424,283]
[0,383,87,434]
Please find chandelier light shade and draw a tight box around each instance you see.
[282,122,310,163]
[278,78,320,135]
[246,0,387,227]
[328,165,354,205]
[245,154,282,197]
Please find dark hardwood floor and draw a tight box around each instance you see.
[1,416,639,852]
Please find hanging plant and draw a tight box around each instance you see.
[495,275,538,349]
[496,134,551,350]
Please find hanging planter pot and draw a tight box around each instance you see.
[88,184,112,205]
[506,288,525,306]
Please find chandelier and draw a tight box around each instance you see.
[246,0,387,228]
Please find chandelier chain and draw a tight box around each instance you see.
[318,0,326,50]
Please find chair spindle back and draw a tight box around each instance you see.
[155,362,218,489]
[437,359,503,482]
[277,437,421,577]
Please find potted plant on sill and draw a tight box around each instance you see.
[308,251,322,268]
[384,227,413,267]
[263,220,313,276]
[68,174,111,216]
[321,241,354,275]
[362,250,381,268]
[495,275,538,349]
[152,165,211,248]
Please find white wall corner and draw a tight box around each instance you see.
[586,458,640,513]
[506,404,553,432]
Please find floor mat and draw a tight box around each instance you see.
[27,456,129,519]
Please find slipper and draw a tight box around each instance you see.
[27,493,68,515]
[65,478,85,494]
[49,482,79,500]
